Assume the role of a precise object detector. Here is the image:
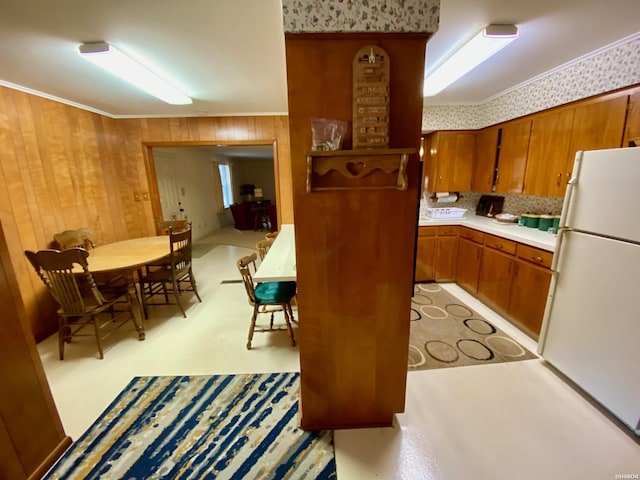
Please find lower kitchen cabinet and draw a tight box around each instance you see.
[477,246,514,313]
[415,228,436,281]
[508,259,552,336]
[415,226,458,282]
[455,227,484,293]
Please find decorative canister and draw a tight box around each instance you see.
[538,214,554,232]
[524,214,540,228]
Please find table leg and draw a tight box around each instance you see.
[124,271,146,340]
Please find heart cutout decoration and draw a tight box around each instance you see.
[346,161,366,177]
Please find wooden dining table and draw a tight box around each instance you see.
[82,236,171,339]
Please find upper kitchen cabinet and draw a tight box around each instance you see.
[524,94,628,197]
[523,108,575,197]
[494,118,532,194]
[567,93,628,164]
[472,127,499,192]
[424,131,475,193]
[623,91,640,146]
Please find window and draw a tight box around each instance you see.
[219,163,233,208]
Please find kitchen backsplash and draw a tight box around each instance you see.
[420,192,564,217]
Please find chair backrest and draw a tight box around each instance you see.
[157,219,190,235]
[256,238,273,261]
[237,252,258,305]
[54,228,96,250]
[168,228,193,274]
[24,248,104,314]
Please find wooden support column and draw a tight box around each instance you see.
[284,33,429,429]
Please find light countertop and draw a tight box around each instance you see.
[418,215,557,252]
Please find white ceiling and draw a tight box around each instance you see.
[0,0,638,118]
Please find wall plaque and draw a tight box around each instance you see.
[352,45,390,149]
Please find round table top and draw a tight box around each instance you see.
[85,236,170,273]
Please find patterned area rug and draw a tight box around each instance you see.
[45,373,336,479]
[409,284,537,371]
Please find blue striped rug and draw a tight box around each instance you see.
[45,372,336,479]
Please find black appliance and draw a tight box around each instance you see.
[476,195,504,217]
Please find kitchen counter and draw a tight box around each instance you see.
[418,215,557,252]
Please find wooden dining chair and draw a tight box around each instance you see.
[236,252,296,350]
[265,231,279,240]
[53,228,96,250]
[156,219,190,235]
[256,238,274,261]
[139,228,201,318]
[24,248,141,360]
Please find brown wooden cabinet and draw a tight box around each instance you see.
[415,227,436,282]
[524,93,628,197]
[476,232,552,337]
[624,91,640,146]
[424,131,475,193]
[472,127,499,192]
[508,243,553,335]
[415,226,458,282]
[455,227,484,293]
[523,108,575,197]
[495,118,531,194]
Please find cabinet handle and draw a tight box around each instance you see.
[476,250,481,260]
[494,243,503,250]
[496,173,500,185]
[531,256,544,264]
[487,174,492,186]
[556,173,562,186]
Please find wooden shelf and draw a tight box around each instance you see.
[306,148,415,192]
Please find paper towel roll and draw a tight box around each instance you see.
[436,193,459,203]
[435,192,450,198]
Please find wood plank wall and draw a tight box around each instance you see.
[0,85,292,341]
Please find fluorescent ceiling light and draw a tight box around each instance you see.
[78,42,192,105]
[423,24,519,97]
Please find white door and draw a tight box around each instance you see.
[540,230,640,434]
[154,150,182,220]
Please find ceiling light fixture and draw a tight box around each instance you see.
[423,24,519,97]
[78,42,192,105]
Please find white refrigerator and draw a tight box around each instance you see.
[538,147,640,436]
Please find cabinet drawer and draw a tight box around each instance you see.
[516,244,553,269]
[437,226,458,236]
[458,226,484,244]
[418,227,437,237]
[483,234,517,255]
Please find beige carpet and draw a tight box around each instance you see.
[409,283,537,371]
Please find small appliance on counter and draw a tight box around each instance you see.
[475,195,504,217]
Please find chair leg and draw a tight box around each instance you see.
[189,269,202,302]
[92,315,104,359]
[247,304,259,349]
[172,277,187,318]
[58,317,65,360]
[283,303,296,347]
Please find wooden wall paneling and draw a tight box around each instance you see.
[285,33,427,430]
[0,222,71,478]
[1,83,293,340]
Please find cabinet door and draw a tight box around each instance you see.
[435,236,457,281]
[415,234,436,282]
[567,95,628,176]
[508,259,552,336]
[455,237,482,293]
[472,127,499,192]
[495,118,531,194]
[477,247,513,313]
[523,109,574,197]
[624,92,640,146]
[428,132,474,192]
